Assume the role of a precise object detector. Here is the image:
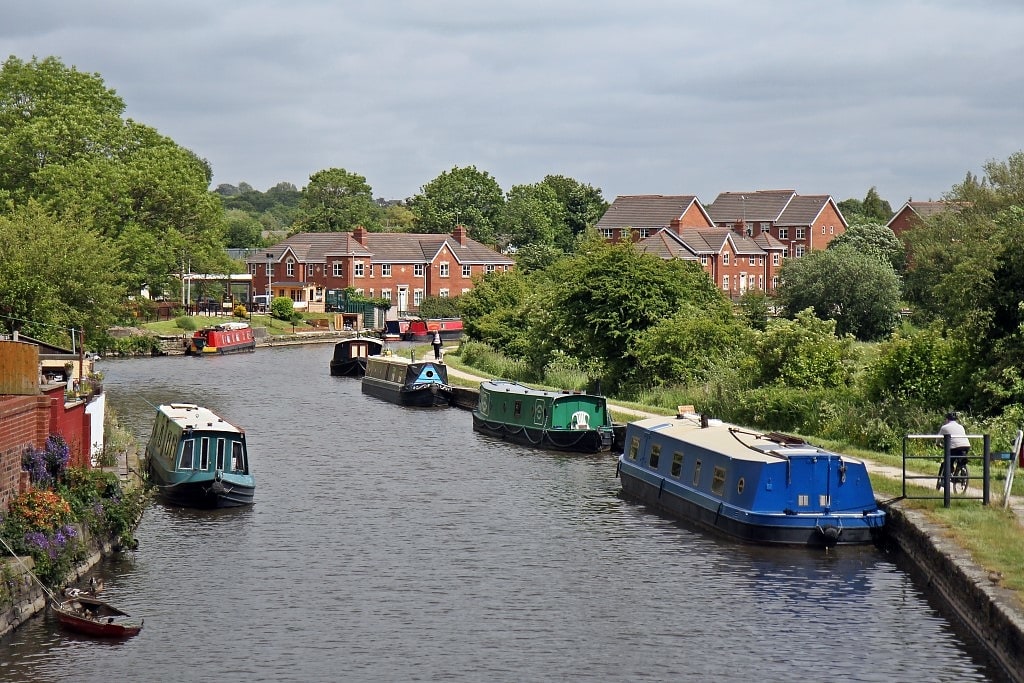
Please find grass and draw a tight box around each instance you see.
[142,313,321,336]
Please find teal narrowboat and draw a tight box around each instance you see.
[361,354,452,407]
[145,403,255,508]
[472,380,617,453]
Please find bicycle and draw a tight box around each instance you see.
[936,454,970,495]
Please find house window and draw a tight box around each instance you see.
[760,222,769,232]
[354,261,365,277]
[772,275,779,289]
[382,290,391,301]
[638,228,651,239]
[723,252,730,266]
[779,228,788,240]
[772,253,780,266]
[796,228,805,240]
[266,263,274,278]
[248,263,257,276]
[462,288,471,294]
[486,265,495,273]
[440,262,450,277]
[830,225,835,234]
[332,262,343,277]
[600,228,614,239]
[796,245,806,257]
[822,226,827,234]
[367,264,374,277]
[382,264,391,277]
[413,289,423,306]
[722,274,730,291]
[758,275,764,289]
[759,256,764,266]
[700,255,708,266]
[745,225,753,236]
[287,261,295,277]
[462,264,471,277]
[412,264,423,277]
[439,289,449,298]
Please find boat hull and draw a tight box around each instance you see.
[472,414,613,453]
[618,467,883,546]
[185,341,256,356]
[147,466,256,508]
[329,358,368,377]
[51,599,143,638]
[361,378,451,407]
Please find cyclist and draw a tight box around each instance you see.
[936,411,970,490]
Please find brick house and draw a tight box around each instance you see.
[886,200,961,238]
[705,190,847,258]
[637,221,787,298]
[248,226,514,316]
[593,195,714,242]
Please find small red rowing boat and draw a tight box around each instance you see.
[51,594,144,638]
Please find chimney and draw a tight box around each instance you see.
[452,224,467,246]
[353,225,367,245]
[669,218,683,236]
[733,220,747,236]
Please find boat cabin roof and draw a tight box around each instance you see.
[629,413,863,465]
[480,379,605,404]
[367,354,441,367]
[158,403,244,434]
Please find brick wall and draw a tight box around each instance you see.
[0,395,50,513]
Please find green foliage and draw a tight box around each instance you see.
[270,296,295,320]
[776,244,901,340]
[456,340,534,382]
[458,269,537,360]
[837,187,893,224]
[498,182,562,249]
[540,175,608,249]
[513,243,565,273]
[861,324,967,407]
[829,221,905,272]
[59,468,146,553]
[753,309,856,389]
[293,167,383,232]
[409,166,504,244]
[417,295,460,319]
[738,290,770,331]
[175,315,198,331]
[233,304,249,319]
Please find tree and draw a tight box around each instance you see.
[0,202,123,342]
[457,269,537,359]
[541,175,608,250]
[409,166,504,244]
[828,222,905,271]
[753,309,856,389]
[224,209,264,248]
[497,183,561,249]
[776,245,902,341]
[837,187,892,224]
[293,168,383,232]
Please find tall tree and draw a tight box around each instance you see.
[498,182,562,249]
[776,244,902,341]
[828,222,905,271]
[293,168,383,232]
[541,175,608,248]
[409,166,504,244]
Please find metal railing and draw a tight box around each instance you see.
[902,433,990,507]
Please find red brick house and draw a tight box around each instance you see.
[248,226,514,316]
[886,200,960,238]
[637,221,787,298]
[705,190,847,258]
[593,195,714,242]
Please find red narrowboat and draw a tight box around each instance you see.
[185,322,256,356]
[402,318,463,342]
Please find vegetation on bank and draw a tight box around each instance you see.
[0,436,147,591]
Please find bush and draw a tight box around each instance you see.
[270,296,295,320]
[233,304,248,318]
[175,315,198,331]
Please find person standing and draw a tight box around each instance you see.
[936,411,970,489]
[431,329,443,361]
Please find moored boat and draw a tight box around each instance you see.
[51,595,143,638]
[185,321,256,355]
[617,409,886,547]
[361,354,452,407]
[329,336,385,377]
[145,403,255,508]
[402,317,463,342]
[472,380,617,453]
[383,318,412,342]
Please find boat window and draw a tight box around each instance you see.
[711,466,726,496]
[200,437,210,471]
[798,494,809,507]
[670,452,683,477]
[692,460,702,487]
[513,401,522,418]
[231,442,246,472]
[648,444,661,469]
[216,439,226,470]
[179,439,194,469]
[628,437,640,461]
[737,478,745,494]
[819,495,830,507]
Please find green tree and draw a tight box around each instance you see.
[293,168,383,232]
[383,203,416,230]
[498,183,561,249]
[513,243,564,273]
[753,309,856,389]
[458,269,537,359]
[828,221,905,271]
[0,202,123,342]
[540,175,608,250]
[861,325,967,408]
[409,166,504,244]
[776,244,901,341]
[418,295,460,319]
[224,209,264,248]
[837,187,892,224]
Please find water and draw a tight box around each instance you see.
[0,345,1009,681]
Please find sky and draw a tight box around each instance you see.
[4,1,1023,208]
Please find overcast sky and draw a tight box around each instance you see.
[4,1,1023,208]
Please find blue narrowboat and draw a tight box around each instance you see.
[361,354,452,407]
[617,409,885,546]
[145,403,255,508]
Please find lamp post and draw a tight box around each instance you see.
[265,252,274,314]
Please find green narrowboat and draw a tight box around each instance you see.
[472,379,617,453]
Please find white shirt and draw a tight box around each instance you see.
[939,420,971,450]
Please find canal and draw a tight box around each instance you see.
[0,345,1009,681]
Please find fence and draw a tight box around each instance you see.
[902,433,991,507]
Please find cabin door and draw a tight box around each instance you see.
[787,457,831,511]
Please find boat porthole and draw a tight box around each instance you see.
[737,478,745,494]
